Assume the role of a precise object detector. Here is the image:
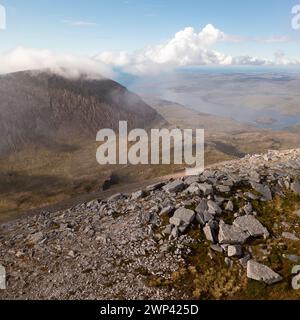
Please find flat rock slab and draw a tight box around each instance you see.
[146,182,165,192]
[234,215,269,239]
[184,176,200,185]
[207,200,222,214]
[170,207,195,226]
[251,182,272,201]
[247,260,282,285]
[185,183,201,195]
[198,183,213,195]
[218,222,250,245]
[195,200,208,214]
[163,180,185,193]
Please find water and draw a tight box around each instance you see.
[124,69,300,131]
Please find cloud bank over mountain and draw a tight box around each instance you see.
[0,47,113,79]
[0,24,299,77]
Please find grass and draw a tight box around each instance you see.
[146,188,300,300]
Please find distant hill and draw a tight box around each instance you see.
[0,70,161,154]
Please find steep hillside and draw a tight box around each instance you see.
[0,70,166,218]
[0,70,161,154]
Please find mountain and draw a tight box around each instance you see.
[0,70,161,154]
[0,70,165,219]
[0,149,299,300]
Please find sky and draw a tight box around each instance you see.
[0,0,300,76]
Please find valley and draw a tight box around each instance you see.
[1,70,300,221]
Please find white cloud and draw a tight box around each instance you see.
[0,25,298,78]
[0,47,113,78]
[95,24,234,74]
[273,50,300,65]
[95,24,299,75]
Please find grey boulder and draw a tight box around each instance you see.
[218,222,250,245]
[163,180,185,193]
[247,260,282,285]
[251,182,272,201]
[169,207,195,227]
[234,215,269,239]
[198,183,213,195]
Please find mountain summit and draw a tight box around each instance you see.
[0,70,160,154]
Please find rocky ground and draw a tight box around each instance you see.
[0,149,300,300]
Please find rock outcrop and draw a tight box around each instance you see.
[0,148,300,299]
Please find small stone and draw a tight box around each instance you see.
[228,245,242,257]
[15,251,24,258]
[185,183,201,195]
[0,264,6,290]
[162,224,172,235]
[159,206,174,216]
[243,203,253,215]
[282,232,300,241]
[239,254,251,268]
[195,200,208,214]
[247,260,282,285]
[170,226,179,239]
[283,254,299,263]
[198,183,213,195]
[178,224,189,233]
[160,244,169,253]
[131,190,146,200]
[244,192,259,200]
[207,200,222,214]
[28,232,44,244]
[210,244,223,253]
[225,200,234,212]
[203,225,216,243]
[217,185,231,193]
[68,250,76,258]
[225,257,234,268]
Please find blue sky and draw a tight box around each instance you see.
[0,0,300,75]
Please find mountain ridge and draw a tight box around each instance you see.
[0,70,162,154]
